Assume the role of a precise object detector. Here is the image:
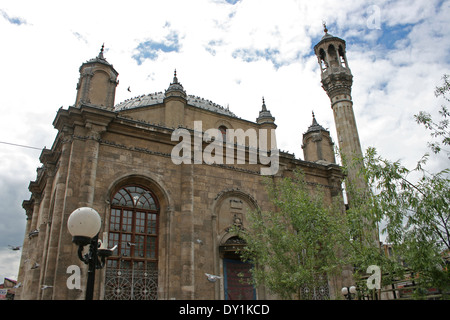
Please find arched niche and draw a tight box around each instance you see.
[212,189,258,247]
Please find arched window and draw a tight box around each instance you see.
[319,48,328,71]
[327,44,339,67]
[104,185,159,300]
[338,45,347,68]
[219,125,227,141]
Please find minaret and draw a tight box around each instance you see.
[75,44,119,110]
[315,26,379,249]
[314,25,366,192]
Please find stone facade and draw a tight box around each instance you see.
[16,31,363,300]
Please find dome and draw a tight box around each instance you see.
[305,112,327,133]
[83,44,113,67]
[114,70,237,118]
[114,92,237,118]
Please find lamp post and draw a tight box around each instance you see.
[67,207,115,300]
[341,286,357,300]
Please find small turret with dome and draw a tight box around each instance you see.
[256,97,275,125]
[74,44,119,110]
[302,111,335,164]
[165,69,187,99]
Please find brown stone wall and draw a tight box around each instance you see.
[17,103,344,300]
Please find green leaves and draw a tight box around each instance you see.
[345,135,450,296]
[237,170,347,299]
[415,74,450,159]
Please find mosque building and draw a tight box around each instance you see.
[16,27,365,300]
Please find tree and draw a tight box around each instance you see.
[236,75,449,299]
[355,147,450,297]
[234,170,347,299]
[350,75,450,297]
[415,74,450,159]
[338,151,405,297]
[234,167,393,300]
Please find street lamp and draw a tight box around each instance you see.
[341,286,357,300]
[67,207,115,300]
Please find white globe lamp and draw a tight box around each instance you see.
[67,207,101,246]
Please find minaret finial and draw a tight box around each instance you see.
[165,68,186,98]
[322,21,328,34]
[311,110,318,125]
[173,69,178,83]
[98,43,105,59]
[257,96,274,124]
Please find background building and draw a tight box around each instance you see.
[0,278,17,300]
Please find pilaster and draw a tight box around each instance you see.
[179,164,195,299]
[40,128,73,299]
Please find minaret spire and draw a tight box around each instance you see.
[256,96,275,125]
[322,21,328,34]
[261,96,267,111]
[98,43,105,60]
[165,68,186,99]
[173,69,178,83]
[306,110,326,133]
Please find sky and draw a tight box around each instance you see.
[0,0,449,283]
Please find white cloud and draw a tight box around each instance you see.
[0,249,21,281]
[0,0,449,282]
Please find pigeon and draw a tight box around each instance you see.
[31,262,39,269]
[127,86,131,92]
[41,285,53,290]
[127,242,136,247]
[8,245,21,251]
[195,239,203,245]
[205,273,221,282]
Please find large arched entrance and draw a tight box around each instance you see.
[212,189,260,300]
[104,185,160,300]
[220,236,255,300]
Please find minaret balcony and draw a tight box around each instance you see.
[321,65,352,79]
